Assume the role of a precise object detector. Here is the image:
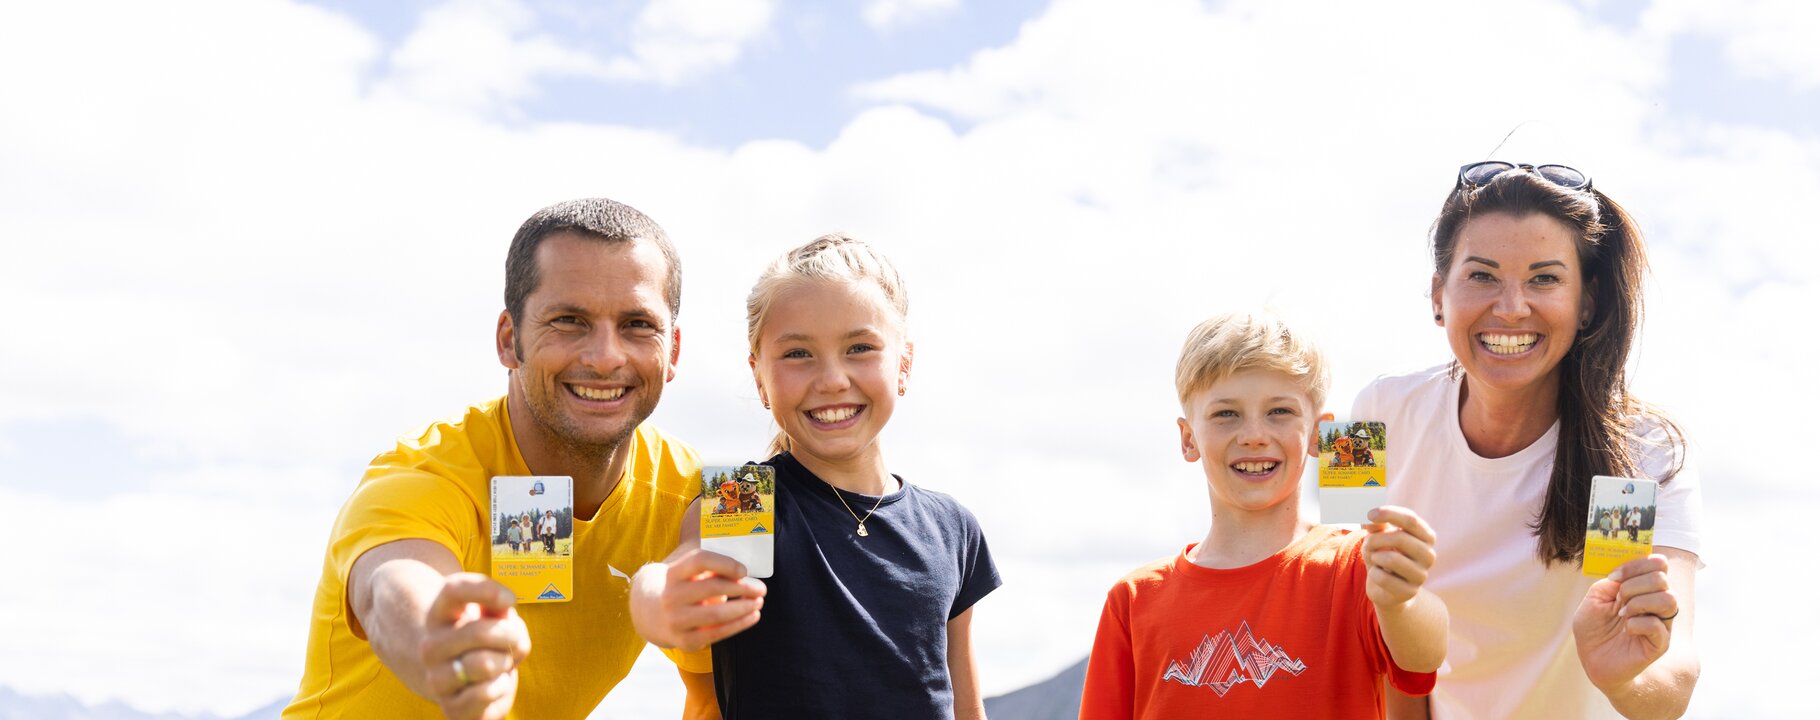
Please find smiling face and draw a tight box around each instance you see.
[750,279,911,470]
[496,231,679,455]
[1434,212,1591,401]
[1177,368,1318,516]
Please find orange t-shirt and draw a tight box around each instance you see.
[1080,526,1434,719]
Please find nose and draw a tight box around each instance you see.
[810,358,851,395]
[1236,416,1269,448]
[1493,281,1532,322]
[579,329,629,374]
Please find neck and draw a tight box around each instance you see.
[793,444,897,495]
[1190,496,1309,570]
[506,388,630,522]
[1457,372,1561,459]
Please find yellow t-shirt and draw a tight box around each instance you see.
[284,398,709,719]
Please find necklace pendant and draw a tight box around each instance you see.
[856,522,869,537]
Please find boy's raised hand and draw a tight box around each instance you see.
[629,546,768,651]
[1362,505,1438,609]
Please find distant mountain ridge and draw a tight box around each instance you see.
[5,659,1087,720]
[984,657,1087,720]
[0,687,284,720]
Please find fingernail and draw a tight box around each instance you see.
[1607,570,1622,581]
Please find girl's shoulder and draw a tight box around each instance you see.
[899,482,989,534]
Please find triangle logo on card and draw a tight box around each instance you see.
[537,584,566,600]
[750,524,768,533]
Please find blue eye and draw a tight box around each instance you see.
[847,343,877,354]
[782,348,810,359]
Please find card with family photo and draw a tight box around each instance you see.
[490,475,575,602]
[701,464,775,578]
[1582,475,1658,577]
[1318,420,1388,524]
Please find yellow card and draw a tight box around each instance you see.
[1319,421,1387,488]
[490,475,574,602]
[1318,420,1387,524]
[1582,475,1657,577]
[701,465,774,578]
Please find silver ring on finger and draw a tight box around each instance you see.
[452,655,471,687]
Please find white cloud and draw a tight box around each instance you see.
[605,0,776,86]
[864,0,961,30]
[1646,0,1820,90]
[379,0,616,113]
[376,0,778,112]
[0,0,1812,716]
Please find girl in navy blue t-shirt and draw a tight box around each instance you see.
[631,234,999,719]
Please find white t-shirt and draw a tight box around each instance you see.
[1352,365,1703,720]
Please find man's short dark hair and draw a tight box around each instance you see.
[504,198,683,325]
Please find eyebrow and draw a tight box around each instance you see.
[773,328,884,344]
[541,303,592,317]
[1209,396,1302,405]
[1463,256,1569,271]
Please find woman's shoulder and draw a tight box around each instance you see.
[1352,363,1454,416]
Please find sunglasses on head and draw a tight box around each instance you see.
[1457,161,1591,191]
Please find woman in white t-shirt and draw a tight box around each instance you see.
[1353,162,1701,719]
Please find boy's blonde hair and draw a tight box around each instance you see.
[747,233,909,457]
[1175,311,1329,411]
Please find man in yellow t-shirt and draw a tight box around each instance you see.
[284,198,766,720]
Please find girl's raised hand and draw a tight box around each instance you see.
[629,547,768,651]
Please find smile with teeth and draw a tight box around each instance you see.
[1479,332,1538,355]
[807,406,861,423]
[568,384,626,401]
[1231,461,1278,475]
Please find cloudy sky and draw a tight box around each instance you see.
[1,0,1814,717]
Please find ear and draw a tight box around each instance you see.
[749,353,768,408]
[1178,417,1200,463]
[496,310,520,369]
[898,340,915,392]
[1431,273,1445,325]
[666,325,682,382]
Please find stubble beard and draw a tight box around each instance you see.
[517,372,652,467]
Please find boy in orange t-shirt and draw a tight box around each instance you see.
[1079,312,1448,719]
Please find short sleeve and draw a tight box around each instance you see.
[329,469,481,637]
[1637,421,1703,563]
[949,507,1002,619]
[1079,585,1137,720]
[661,645,713,674]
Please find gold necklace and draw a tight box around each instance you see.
[829,482,888,537]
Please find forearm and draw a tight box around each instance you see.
[678,669,721,720]
[360,559,450,697]
[1376,588,1448,673]
[1602,653,1698,720]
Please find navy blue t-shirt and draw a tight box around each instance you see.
[712,453,1001,719]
